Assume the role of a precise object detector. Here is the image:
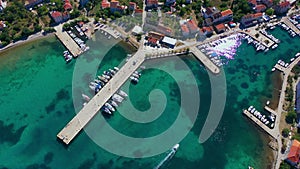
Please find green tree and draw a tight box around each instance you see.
[279,161,291,169]
[282,128,290,137]
[266,8,274,16]
[286,110,297,124]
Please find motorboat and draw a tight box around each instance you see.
[112,94,124,103]
[82,94,90,102]
[118,90,128,97]
[109,100,118,107]
[105,103,115,112]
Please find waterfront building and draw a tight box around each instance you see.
[80,0,89,7]
[254,4,266,13]
[131,25,143,35]
[161,36,176,48]
[286,139,300,167]
[202,26,214,37]
[101,0,110,9]
[274,1,290,15]
[214,23,226,34]
[240,13,263,28]
[24,0,43,9]
[129,2,136,10]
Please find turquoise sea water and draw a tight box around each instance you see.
[0,28,299,169]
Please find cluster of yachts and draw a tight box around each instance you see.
[291,15,300,31]
[89,67,120,93]
[130,71,141,84]
[278,22,297,37]
[101,90,128,115]
[197,45,224,67]
[247,106,275,129]
[67,27,90,52]
[81,90,128,115]
[244,35,267,52]
[63,51,72,63]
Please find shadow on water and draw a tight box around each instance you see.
[0,121,27,145]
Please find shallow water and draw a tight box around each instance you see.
[0,27,298,169]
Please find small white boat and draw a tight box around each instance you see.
[271,68,275,72]
[82,94,90,102]
[89,84,95,91]
[109,100,118,107]
[114,67,119,71]
[105,103,115,112]
[118,90,128,97]
[112,94,124,103]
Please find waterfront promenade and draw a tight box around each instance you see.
[57,50,145,144]
[274,55,300,169]
[274,64,286,72]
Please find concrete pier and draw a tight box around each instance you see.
[57,50,145,144]
[282,17,300,35]
[264,106,277,116]
[55,31,82,58]
[243,109,276,138]
[189,46,220,74]
[274,64,286,72]
[244,31,275,48]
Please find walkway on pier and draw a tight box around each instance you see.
[264,106,277,116]
[282,17,300,35]
[55,31,82,58]
[274,64,286,72]
[57,50,145,144]
[189,46,220,74]
[243,110,276,138]
[98,26,120,39]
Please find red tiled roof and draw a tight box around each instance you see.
[215,23,225,31]
[129,2,136,5]
[64,2,72,10]
[253,12,263,18]
[102,1,110,8]
[135,8,143,13]
[51,11,62,18]
[110,0,119,8]
[181,24,189,33]
[148,37,158,44]
[187,19,198,31]
[202,26,213,32]
[0,21,4,29]
[288,140,300,164]
[221,9,233,17]
[147,0,158,5]
[255,4,266,11]
[280,1,290,7]
[248,0,257,5]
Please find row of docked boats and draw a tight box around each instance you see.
[271,53,300,71]
[278,22,297,37]
[130,71,141,84]
[89,67,120,93]
[63,51,72,63]
[244,35,268,52]
[101,90,128,115]
[259,29,280,44]
[247,106,275,129]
